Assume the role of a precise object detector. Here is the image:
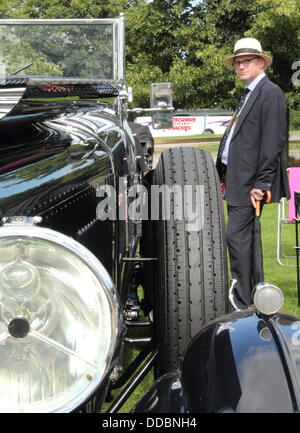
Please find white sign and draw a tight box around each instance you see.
[135,115,231,137]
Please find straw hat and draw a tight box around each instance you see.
[224,38,272,70]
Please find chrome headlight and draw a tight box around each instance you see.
[0,225,120,413]
[253,283,284,316]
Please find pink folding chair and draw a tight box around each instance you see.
[295,191,300,304]
[277,167,300,265]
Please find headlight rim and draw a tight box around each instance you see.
[0,224,121,413]
[253,282,284,316]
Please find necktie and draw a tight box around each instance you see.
[219,88,250,158]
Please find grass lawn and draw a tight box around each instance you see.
[154,129,300,143]
[154,133,222,141]
[154,139,300,159]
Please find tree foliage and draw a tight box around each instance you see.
[0,0,299,111]
[246,0,300,113]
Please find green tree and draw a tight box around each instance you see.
[245,0,300,118]
[168,0,269,108]
[245,0,299,86]
[166,0,299,109]
[0,0,141,19]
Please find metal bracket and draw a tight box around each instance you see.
[121,257,157,262]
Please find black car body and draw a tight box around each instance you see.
[133,308,300,413]
[0,17,298,414]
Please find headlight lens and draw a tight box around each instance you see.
[0,226,119,413]
[253,283,284,316]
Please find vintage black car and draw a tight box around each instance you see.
[0,17,298,414]
[132,300,300,413]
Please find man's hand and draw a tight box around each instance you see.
[250,188,264,208]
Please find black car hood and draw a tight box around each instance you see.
[181,309,300,413]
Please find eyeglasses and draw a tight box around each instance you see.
[233,57,259,68]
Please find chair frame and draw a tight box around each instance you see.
[294,191,300,305]
[277,167,300,266]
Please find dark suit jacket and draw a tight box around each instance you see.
[216,75,290,206]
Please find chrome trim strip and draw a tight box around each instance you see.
[0,18,121,25]
[116,15,125,83]
[228,279,240,311]
[0,87,26,119]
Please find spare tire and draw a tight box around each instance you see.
[150,147,228,375]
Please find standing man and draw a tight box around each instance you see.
[216,37,290,310]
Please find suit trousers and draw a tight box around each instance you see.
[226,203,264,308]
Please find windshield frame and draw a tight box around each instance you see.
[0,17,125,85]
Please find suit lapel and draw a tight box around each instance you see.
[231,75,269,141]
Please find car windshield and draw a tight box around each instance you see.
[0,19,124,83]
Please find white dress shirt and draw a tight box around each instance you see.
[221,72,266,165]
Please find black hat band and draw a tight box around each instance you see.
[234,48,262,55]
